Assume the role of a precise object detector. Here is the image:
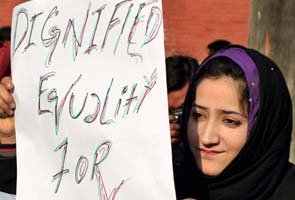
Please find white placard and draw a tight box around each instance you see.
[11,0,175,199]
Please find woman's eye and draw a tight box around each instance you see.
[223,119,241,127]
[191,111,203,120]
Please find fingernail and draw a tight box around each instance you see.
[8,110,14,116]
[10,103,15,109]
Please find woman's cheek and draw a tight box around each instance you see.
[187,118,199,152]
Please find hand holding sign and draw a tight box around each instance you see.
[0,77,15,144]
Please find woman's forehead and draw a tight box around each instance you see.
[196,77,245,110]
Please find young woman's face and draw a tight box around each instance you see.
[187,76,248,176]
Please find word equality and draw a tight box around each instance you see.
[12,0,162,67]
[38,69,157,135]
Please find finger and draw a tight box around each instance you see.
[0,107,8,118]
[171,137,180,144]
[1,76,14,92]
[170,123,180,130]
[171,129,180,137]
[0,84,15,110]
[0,95,12,116]
[0,116,16,143]
[169,114,175,120]
[170,127,180,138]
[169,114,176,122]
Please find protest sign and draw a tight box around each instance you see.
[11,0,176,199]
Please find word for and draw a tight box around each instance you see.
[12,0,162,67]
[38,69,157,135]
[53,138,126,199]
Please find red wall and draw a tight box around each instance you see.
[162,0,250,61]
[0,0,249,61]
[0,0,25,26]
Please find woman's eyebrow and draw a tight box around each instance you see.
[192,104,207,110]
[222,110,241,115]
[192,103,247,117]
[221,109,248,118]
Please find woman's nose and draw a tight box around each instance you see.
[199,119,220,146]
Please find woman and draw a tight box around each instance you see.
[176,45,295,199]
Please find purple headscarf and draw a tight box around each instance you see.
[195,47,260,128]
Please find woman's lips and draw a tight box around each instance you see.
[199,148,223,158]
